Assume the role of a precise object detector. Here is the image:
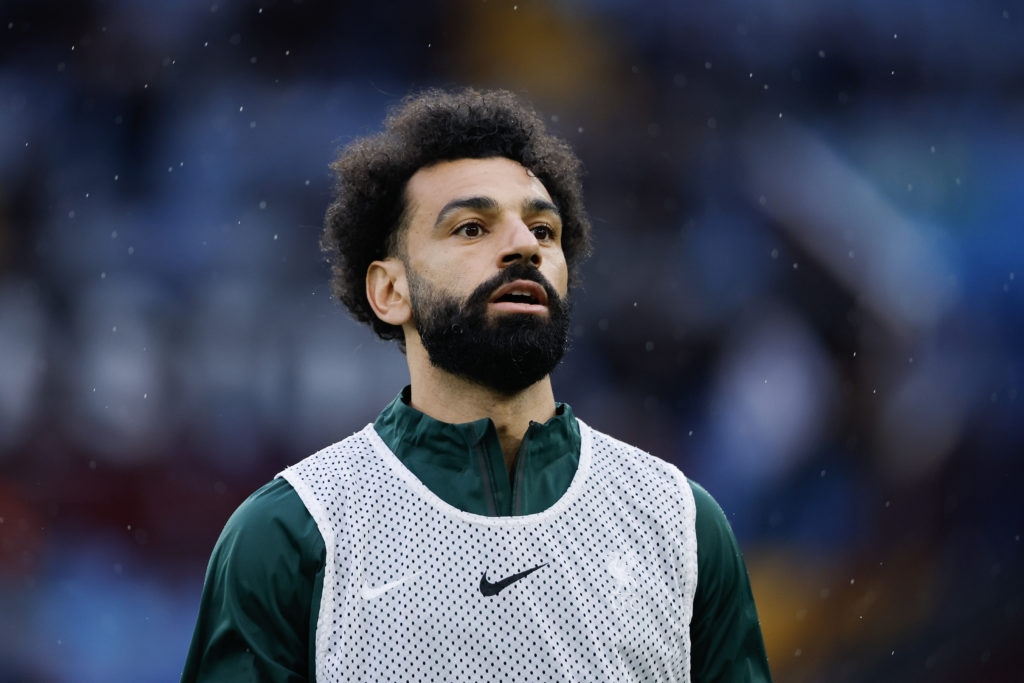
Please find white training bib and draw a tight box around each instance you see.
[280,420,698,682]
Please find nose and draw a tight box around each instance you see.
[498,219,541,268]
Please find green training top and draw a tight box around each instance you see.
[181,389,772,682]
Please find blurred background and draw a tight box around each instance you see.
[1,0,1022,680]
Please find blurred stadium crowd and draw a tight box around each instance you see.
[0,1,1021,681]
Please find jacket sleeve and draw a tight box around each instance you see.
[180,478,325,683]
[688,479,773,683]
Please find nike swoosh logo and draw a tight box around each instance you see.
[480,563,548,597]
[361,570,423,600]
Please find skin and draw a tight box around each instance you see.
[365,157,569,472]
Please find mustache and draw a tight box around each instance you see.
[463,263,561,311]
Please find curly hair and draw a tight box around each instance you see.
[321,87,592,343]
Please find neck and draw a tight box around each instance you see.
[404,335,557,473]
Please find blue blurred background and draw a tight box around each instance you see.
[1,1,1022,680]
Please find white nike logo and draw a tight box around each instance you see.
[361,570,423,600]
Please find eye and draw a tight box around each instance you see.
[531,224,556,241]
[454,221,485,238]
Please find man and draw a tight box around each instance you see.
[182,88,772,682]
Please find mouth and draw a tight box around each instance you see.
[488,279,549,314]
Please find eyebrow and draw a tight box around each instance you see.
[433,196,561,230]
[433,196,499,230]
[523,197,561,219]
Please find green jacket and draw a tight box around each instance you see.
[182,389,772,682]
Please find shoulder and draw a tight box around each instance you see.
[280,424,378,486]
[214,477,324,574]
[579,420,692,494]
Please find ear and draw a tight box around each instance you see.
[366,258,412,327]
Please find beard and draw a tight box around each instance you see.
[406,262,570,396]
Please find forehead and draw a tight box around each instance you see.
[404,157,553,221]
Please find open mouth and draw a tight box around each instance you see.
[488,280,549,311]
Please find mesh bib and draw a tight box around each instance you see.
[280,420,697,682]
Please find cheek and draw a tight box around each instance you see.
[548,255,570,294]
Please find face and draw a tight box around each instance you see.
[399,157,572,394]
